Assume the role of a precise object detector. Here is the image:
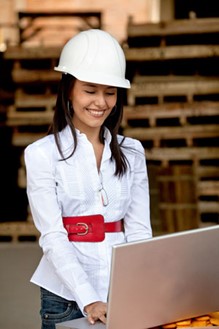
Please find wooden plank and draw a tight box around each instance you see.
[12,132,46,146]
[13,93,56,109]
[0,222,39,243]
[122,102,219,127]
[144,147,219,164]
[157,165,198,232]
[4,45,61,59]
[7,112,53,126]
[159,204,197,209]
[123,124,219,147]
[195,166,219,179]
[6,93,55,125]
[132,75,219,83]
[198,201,219,213]
[128,76,219,105]
[127,17,219,37]
[17,10,102,44]
[124,45,219,61]
[198,181,219,196]
[12,68,61,83]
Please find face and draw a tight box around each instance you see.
[70,79,117,133]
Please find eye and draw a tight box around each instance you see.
[106,92,116,96]
[85,90,95,94]
[106,89,117,96]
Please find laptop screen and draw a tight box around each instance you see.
[107,225,219,329]
[56,225,219,329]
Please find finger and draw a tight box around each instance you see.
[99,314,107,324]
[87,314,95,325]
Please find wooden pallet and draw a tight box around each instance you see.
[197,181,219,220]
[124,44,219,61]
[195,164,219,214]
[145,150,219,224]
[7,109,53,126]
[155,163,219,232]
[145,147,219,165]
[197,179,219,218]
[4,45,61,60]
[17,10,102,44]
[4,47,60,77]
[128,75,219,105]
[198,201,219,213]
[127,17,219,41]
[0,222,39,243]
[5,93,52,146]
[15,89,56,104]
[7,92,55,125]
[124,124,219,147]
[197,181,219,197]
[6,88,56,126]
[12,67,60,83]
[11,131,47,146]
[157,165,199,233]
[4,46,61,95]
[123,101,219,127]
[196,165,219,180]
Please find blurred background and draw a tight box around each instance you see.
[0,1,219,327]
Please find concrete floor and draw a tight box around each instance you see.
[0,243,42,329]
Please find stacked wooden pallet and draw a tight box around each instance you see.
[2,46,61,237]
[0,11,104,242]
[4,45,60,146]
[4,9,103,147]
[0,221,40,243]
[123,17,219,233]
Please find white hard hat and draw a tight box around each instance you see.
[54,29,130,89]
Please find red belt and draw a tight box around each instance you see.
[63,215,124,242]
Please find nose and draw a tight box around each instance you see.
[94,92,107,108]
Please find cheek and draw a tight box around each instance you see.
[71,89,85,110]
[71,96,85,113]
[110,96,117,108]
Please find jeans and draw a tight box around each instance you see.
[40,287,83,329]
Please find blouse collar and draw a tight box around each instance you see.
[59,125,112,155]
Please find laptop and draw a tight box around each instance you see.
[56,225,219,329]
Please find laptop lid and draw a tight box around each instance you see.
[56,225,219,329]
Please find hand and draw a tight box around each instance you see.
[84,301,107,325]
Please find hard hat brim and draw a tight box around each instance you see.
[54,66,131,89]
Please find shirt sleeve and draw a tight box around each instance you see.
[24,142,100,313]
[124,139,152,242]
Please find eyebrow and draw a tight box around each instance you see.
[82,83,116,90]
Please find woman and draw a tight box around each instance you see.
[24,29,152,329]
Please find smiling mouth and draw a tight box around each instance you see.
[87,109,106,117]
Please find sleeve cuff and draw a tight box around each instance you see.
[74,282,101,316]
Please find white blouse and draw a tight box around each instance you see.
[24,126,152,314]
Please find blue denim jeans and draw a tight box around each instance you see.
[40,287,84,329]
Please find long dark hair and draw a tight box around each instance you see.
[48,74,129,176]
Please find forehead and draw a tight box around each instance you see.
[75,79,117,90]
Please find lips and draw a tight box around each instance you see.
[87,109,106,117]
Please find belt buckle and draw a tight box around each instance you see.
[76,222,89,236]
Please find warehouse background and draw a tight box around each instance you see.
[0,0,218,238]
[0,1,219,327]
